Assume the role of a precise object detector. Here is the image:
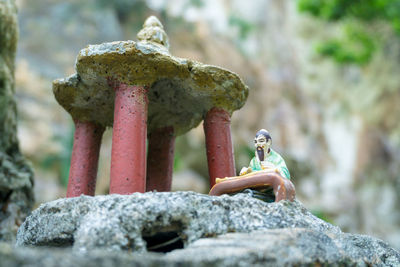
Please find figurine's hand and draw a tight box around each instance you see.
[239,167,252,176]
[261,161,275,170]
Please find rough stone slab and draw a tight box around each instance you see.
[172,229,400,266]
[6,226,400,266]
[12,192,400,266]
[3,229,400,266]
[16,192,339,251]
[53,41,248,135]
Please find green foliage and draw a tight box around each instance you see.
[237,144,254,161]
[228,14,255,40]
[311,209,334,224]
[316,25,376,65]
[189,0,204,8]
[298,0,400,25]
[298,0,354,21]
[59,128,74,187]
[173,138,183,172]
[40,123,74,187]
[298,0,400,64]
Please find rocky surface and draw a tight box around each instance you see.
[3,228,400,266]
[14,192,400,266]
[0,0,34,241]
[53,16,248,135]
[16,191,338,250]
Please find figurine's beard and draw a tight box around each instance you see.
[257,147,264,161]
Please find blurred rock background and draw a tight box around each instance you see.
[14,0,399,249]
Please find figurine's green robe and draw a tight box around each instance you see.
[249,148,291,179]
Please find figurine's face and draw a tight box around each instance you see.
[254,135,270,150]
[254,134,271,161]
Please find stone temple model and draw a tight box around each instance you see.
[53,16,249,197]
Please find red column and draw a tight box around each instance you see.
[204,107,236,188]
[110,83,148,194]
[146,126,175,192]
[67,121,104,198]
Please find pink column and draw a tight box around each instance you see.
[67,121,104,198]
[203,107,236,188]
[109,83,148,194]
[146,126,175,192]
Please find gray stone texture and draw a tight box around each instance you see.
[0,0,34,241]
[14,192,400,266]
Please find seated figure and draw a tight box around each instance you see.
[209,129,295,203]
[240,129,290,180]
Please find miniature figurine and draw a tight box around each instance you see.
[209,129,295,202]
[239,129,291,179]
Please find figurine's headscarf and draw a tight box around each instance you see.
[255,129,271,141]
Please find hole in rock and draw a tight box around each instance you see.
[143,231,184,253]
[142,221,185,253]
[36,236,74,248]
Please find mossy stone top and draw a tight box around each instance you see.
[53,16,249,135]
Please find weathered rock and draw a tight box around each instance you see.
[11,192,400,266]
[53,16,249,135]
[0,0,34,241]
[174,229,400,266]
[16,192,339,251]
[3,229,400,266]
